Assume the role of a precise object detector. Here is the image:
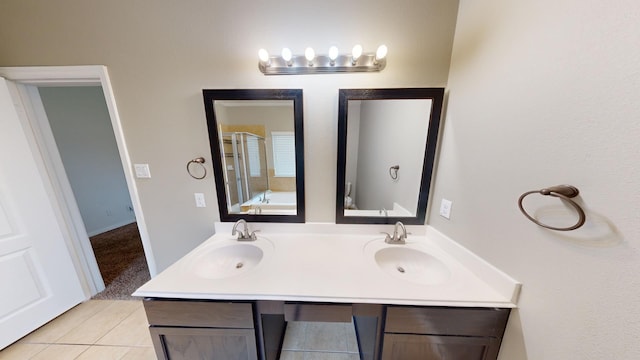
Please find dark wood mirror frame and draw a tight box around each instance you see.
[203,89,305,223]
[336,88,444,225]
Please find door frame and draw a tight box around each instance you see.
[0,65,156,296]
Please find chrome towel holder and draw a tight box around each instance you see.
[186,157,207,180]
[518,185,586,231]
[389,165,400,180]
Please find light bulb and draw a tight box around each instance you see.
[328,46,339,61]
[375,45,388,61]
[258,49,270,65]
[305,47,315,64]
[351,44,363,65]
[281,48,292,64]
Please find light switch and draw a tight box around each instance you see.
[439,198,452,219]
[134,164,151,178]
[195,193,206,208]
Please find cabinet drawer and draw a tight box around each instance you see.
[144,300,254,328]
[381,333,499,360]
[385,306,509,337]
[150,327,258,360]
[284,303,353,322]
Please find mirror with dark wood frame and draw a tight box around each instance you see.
[203,89,305,223]
[336,88,444,225]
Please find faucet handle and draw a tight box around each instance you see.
[380,232,393,243]
[235,231,248,240]
[238,229,259,242]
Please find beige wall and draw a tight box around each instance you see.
[2,1,639,358]
[355,99,431,212]
[431,0,640,359]
[0,0,458,270]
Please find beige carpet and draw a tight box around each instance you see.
[90,223,150,300]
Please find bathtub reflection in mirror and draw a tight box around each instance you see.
[336,88,444,225]
[203,89,305,223]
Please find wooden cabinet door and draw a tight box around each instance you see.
[381,333,499,360]
[150,327,258,360]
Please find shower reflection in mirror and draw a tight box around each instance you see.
[221,132,267,212]
[214,101,297,215]
[204,89,305,223]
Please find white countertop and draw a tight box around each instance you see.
[133,223,521,308]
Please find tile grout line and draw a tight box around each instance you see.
[23,342,152,348]
[23,301,108,345]
[35,301,141,347]
[4,301,147,360]
[23,343,50,360]
[92,302,141,345]
[71,343,152,360]
[45,300,119,345]
[72,344,92,360]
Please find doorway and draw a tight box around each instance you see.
[37,86,150,299]
[0,65,155,299]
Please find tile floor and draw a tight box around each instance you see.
[280,321,360,360]
[0,300,154,360]
[0,300,360,360]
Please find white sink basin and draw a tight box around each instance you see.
[366,242,451,285]
[188,238,273,279]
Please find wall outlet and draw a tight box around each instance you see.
[194,193,206,208]
[134,164,151,178]
[439,198,452,219]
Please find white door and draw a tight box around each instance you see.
[0,77,85,349]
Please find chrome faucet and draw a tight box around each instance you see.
[232,219,258,241]
[383,221,407,244]
[260,191,270,204]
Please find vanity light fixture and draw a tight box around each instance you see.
[351,44,363,65]
[304,47,315,66]
[375,45,388,64]
[281,48,293,66]
[257,44,387,75]
[328,46,339,66]
[258,49,270,67]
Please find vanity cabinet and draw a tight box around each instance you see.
[143,299,258,360]
[381,306,510,360]
[143,299,509,360]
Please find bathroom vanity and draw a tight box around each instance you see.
[134,223,520,360]
[142,299,510,360]
[164,87,512,359]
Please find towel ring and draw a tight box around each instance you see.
[187,157,207,180]
[518,185,586,231]
[389,165,400,180]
